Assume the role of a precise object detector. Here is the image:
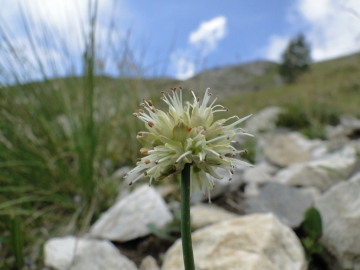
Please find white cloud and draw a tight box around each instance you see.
[298,0,333,22]
[0,0,133,82]
[171,50,195,80]
[189,16,227,54]
[264,0,360,63]
[297,0,360,61]
[264,36,290,61]
[171,15,227,80]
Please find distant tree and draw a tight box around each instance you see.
[279,34,311,83]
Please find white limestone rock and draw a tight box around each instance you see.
[191,168,244,203]
[243,161,278,184]
[90,185,173,242]
[243,181,261,197]
[264,133,311,167]
[139,256,160,270]
[190,203,238,230]
[349,171,360,183]
[44,236,138,270]
[325,115,360,151]
[161,214,307,270]
[274,151,357,192]
[244,106,283,136]
[315,173,360,270]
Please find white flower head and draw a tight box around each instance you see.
[123,88,253,201]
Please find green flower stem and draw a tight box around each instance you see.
[181,163,195,270]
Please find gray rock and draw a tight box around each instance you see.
[325,115,360,151]
[243,181,261,197]
[349,171,360,182]
[190,203,238,230]
[300,186,322,201]
[161,213,306,270]
[275,150,357,192]
[244,106,283,136]
[44,236,138,270]
[340,115,360,138]
[191,169,243,203]
[245,183,313,228]
[243,161,278,184]
[90,185,173,242]
[311,144,329,160]
[315,174,360,270]
[139,256,159,270]
[264,134,311,167]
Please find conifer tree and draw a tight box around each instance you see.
[279,34,311,83]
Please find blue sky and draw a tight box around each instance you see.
[1,0,359,81]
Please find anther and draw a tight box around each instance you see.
[148,122,154,127]
[145,159,150,164]
[148,100,153,106]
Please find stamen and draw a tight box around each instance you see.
[209,95,219,108]
[156,156,169,164]
[174,150,192,164]
[206,148,222,158]
[206,135,229,144]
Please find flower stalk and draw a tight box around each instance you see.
[181,163,195,270]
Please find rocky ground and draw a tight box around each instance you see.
[43,107,360,270]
